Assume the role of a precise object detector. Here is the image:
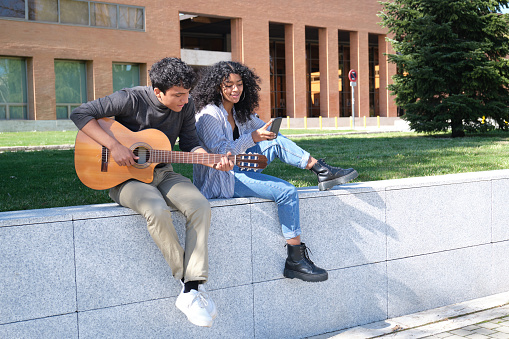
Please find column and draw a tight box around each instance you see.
[378,35,388,117]
[319,27,339,117]
[26,57,35,120]
[387,38,398,117]
[91,59,113,100]
[32,55,56,120]
[285,24,306,118]
[139,63,149,87]
[231,18,244,63]
[285,24,295,118]
[242,18,271,121]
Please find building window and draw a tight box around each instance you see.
[180,15,231,52]
[28,0,58,22]
[306,27,320,117]
[0,1,25,19]
[269,23,286,118]
[61,0,89,25]
[118,5,143,30]
[369,34,380,117]
[0,0,144,31]
[112,63,140,92]
[91,3,116,28]
[338,31,351,118]
[55,60,87,119]
[0,57,28,120]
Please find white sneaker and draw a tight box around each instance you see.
[198,284,217,319]
[175,288,213,327]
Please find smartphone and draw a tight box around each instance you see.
[269,117,283,135]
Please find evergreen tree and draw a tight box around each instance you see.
[380,0,509,137]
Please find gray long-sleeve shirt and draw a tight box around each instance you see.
[70,86,201,153]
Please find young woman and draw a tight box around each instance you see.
[192,61,358,282]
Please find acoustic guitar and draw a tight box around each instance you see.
[74,118,268,190]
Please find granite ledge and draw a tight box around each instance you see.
[2,169,508,227]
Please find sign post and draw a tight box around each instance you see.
[348,69,357,129]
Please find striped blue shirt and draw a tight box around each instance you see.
[193,103,265,198]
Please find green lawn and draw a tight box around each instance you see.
[0,128,356,147]
[1,130,509,212]
[0,130,78,147]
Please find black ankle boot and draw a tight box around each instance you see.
[310,159,358,191]
[283,243,328,282]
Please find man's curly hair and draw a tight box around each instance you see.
[192,61,261,124]
[149,57,197,93]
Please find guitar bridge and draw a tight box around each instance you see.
[101,146,109,172]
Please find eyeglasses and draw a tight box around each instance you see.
[221,82,243,91]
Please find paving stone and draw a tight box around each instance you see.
[472,327,496,335]
[462,325,481,331]
[464,333,491,339]
[433,333,456,338]
[478,322,500,329]
[495,325,509,334]
[488,332,509,339]
[450,328,477,336]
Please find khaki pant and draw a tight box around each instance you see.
[109,164,211,283]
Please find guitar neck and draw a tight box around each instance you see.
[148,150,229,165]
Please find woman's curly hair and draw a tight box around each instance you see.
[192,61,261,124]
[149,57,197,93]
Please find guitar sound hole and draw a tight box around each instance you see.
[133,147,150,165]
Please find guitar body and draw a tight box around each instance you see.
[74,118,171,190]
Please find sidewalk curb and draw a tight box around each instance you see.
[0,144,74,152]
[310,291,509,338]
[285,129,410,138]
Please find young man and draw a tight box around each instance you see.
[70,57,233,328]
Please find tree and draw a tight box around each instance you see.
[379,0,509,137]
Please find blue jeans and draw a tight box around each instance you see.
[233,135,310,239]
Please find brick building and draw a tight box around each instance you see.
[0,0,397,123]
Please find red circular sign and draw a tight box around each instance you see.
[348,69,357,82]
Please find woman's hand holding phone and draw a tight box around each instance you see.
[251,117,282,142]
[268,117,282,138]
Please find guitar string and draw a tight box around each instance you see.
[145,149,263,167]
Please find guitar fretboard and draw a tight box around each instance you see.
[147,150,233,165]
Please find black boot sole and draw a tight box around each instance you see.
[283,268,329,282]
[318,170,359,191]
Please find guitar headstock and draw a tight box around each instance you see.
[234,153,268,171]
